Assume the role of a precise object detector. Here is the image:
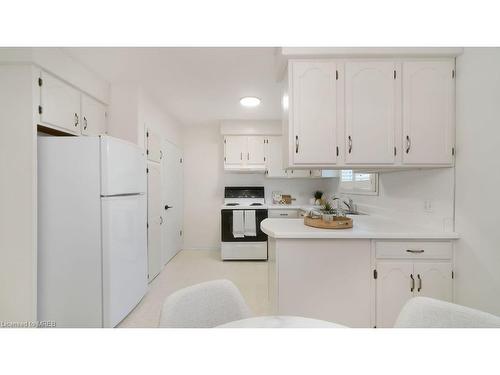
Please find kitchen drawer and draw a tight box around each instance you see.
[268,209,299,219]
[375,241,452,260]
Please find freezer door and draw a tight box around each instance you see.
[102,195,148,327]
[101,136,147,196]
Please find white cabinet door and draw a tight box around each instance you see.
[247,136,266,165]
[146,129,162,162]
[81,94,107,136]
[414,262,452,302]
[376,261,414,328]
[224,136,246,165]
[290,60,338,165]
[147,162,162,282]
[345,61,397,164]
[266,136,287,178]
[40,71,81,134]
[402,61,455,165]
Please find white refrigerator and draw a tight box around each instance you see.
[38,136,148,327]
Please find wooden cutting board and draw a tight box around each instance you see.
[304,216,353,229]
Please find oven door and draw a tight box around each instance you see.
[221,209,268,242]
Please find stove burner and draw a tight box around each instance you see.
[226,203,239,206]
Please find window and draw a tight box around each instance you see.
[338,170,378,195]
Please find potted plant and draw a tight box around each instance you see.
[314,191,323,206]
[320,196,346,222]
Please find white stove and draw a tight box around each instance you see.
[220,187,268,260]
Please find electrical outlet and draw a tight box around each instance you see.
[424,200,433,212]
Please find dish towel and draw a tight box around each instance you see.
[244,210,256,237]
[232,210,244,238]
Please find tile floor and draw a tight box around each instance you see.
[118,250,270,327]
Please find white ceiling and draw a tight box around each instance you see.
[63,47,282,126]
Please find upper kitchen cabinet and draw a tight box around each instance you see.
[402,60,455,165]
[265,136,287,178]
[39,71,81,135]
[146,129,162,163]
[81,95,107,136]
[287,60,339,167]
[223,135,266,171]
[345,61,398,165]
[246,136,266,165]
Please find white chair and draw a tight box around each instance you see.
[394,297,500,328]
[159,279,252,328]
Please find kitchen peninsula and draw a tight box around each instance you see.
[261,216,459,327]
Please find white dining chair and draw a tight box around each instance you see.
[159,279,252,328]
[394,297,500,328]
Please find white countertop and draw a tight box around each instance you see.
[266,204,319,211]
[261,216,459,240]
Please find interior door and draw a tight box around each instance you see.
[40,71,81,134]
[81,94,107,136]
[376,261,414,328]
[224,136,246,165]
[414,262,452,301]
[402,60,455,165]
[246,136,266,165]
[162,140,184,265]
[147,162,162,282]
[345,61,397,164]
[291,60,338,165]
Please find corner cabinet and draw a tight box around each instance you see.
[282,59,456,169]
[288,60,339,166]
[402,61,455,165]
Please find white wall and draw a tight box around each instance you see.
[454,48,500,316]
[0,65,38,321]
[182,123,334,250]
[338,169,455,231]
[108,85,183,148]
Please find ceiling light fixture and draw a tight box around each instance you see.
[240,96,261,107]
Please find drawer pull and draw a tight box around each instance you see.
[410,274,415,292]
[417,274,422,292]
[280,213,288,216]
[406,249,425,254]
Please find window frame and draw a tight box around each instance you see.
[338,170,379,196]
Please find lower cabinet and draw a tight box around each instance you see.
[374,240,453,328]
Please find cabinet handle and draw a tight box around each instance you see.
[83,116,88,130]
[295,135,299,153]
[348,136,352,154]
[160,216,163,225]
[247,152,250,160]
[410,274,415,292]
[279,213,288,216]
[406,249,424,254]
[417,274,422,292]
[406,135,411,154]
[74,113,79,127]
[240,152,243,160]
[160,150,163,160]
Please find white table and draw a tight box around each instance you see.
[217,316,346,328]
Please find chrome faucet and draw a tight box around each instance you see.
[342,198,355,212]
